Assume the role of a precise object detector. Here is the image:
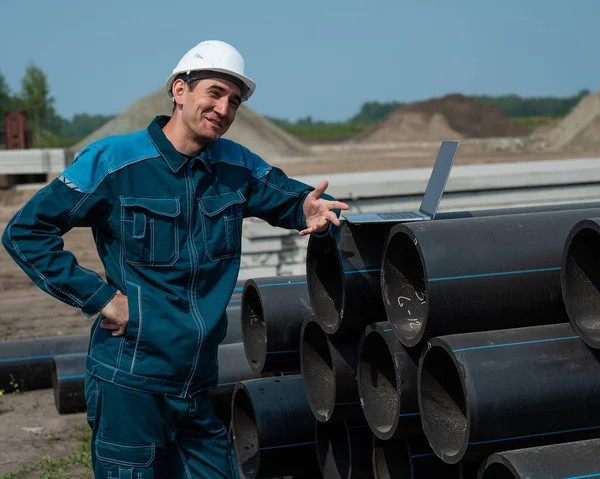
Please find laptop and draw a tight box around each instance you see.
[342,140,460,224]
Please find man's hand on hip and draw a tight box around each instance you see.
[99,290,129,337]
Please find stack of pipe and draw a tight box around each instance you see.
[231,274,322,477]
[294,201,600,478]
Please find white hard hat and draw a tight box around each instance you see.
[166,40,256,102]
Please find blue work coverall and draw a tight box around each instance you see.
[2,115,331,478]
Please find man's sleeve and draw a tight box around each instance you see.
[1,144,118,318]
[243,147,338,234]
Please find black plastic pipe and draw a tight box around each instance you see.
[223,305,242,345]
[206,342,262,427]
[372,436,460,479]
[307,202,600,336]
[316,421,373,479]
[357,322,421,440]
[479,438,600,479]
[300,316,362,423]
[241,274,312,373]
[307,221,394,335]
[52,353,87,414]
[382,207,600,347]
[231,375,319,479]
[418,323,600,465]
[0,334,89,392]
[561,217,600,349]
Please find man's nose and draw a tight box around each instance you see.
[214,97,229,117]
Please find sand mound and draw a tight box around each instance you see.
[542,88,600,150]
[354,94,530,143]
[72,88,311,160]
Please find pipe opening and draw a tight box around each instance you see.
[358,331,398,438]
[232,387,260,479]
[420,346,467,461]
[563,227,600,344]
[381,232,427,345]
[373,438,411,479]
[301,321,335,421]
[308,235,344,332]
[480,462,516,479]
[242,284,267,370]
[316,421,350,478]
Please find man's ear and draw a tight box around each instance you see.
[172,78,187,106]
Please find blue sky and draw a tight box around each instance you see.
[1,0,598,122]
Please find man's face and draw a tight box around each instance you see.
[177,78,242,143]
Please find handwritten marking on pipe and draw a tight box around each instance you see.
[468,424,600,446]
[398,296,410,307]
[260,441,314,450]
[429,267,561,282]
[452,336,579,353]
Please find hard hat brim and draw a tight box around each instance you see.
[166,68,256,102]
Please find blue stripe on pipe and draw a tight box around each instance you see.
[0,351,87,363]
[429,267,561,282]
[383,328,393,332]
[260,441,315,450]
[266,350,299,354]
[411,453,435,459]
[257,281,307,287]
[348,425,369,430]
[469,425,600,446]
[344,269,380,274]
[335,401,361,406]
[58,374,86,381]
[229,300,241,303]
[562,473,600,479]
[399,412,420,417]
[453,336,579,353]
[234,287,243,291]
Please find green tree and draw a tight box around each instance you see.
[20,63,56,146]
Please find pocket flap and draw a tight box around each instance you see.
[198,190,245,217]
[96,439,155,467]
[120,197,181,217]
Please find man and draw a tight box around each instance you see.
[2,40,349,478]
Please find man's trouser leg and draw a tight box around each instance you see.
[85,373,240,478]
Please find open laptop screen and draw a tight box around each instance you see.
[419,141,459,217]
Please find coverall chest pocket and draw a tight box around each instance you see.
[120,197,181,267]
[198,190,245,262]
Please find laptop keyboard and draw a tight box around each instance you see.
[378,211,424,220]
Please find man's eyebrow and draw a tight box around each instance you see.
[208,84,241,104]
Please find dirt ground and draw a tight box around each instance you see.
[0,144,599,476]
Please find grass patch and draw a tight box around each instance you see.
[278,122,372,140]
[0,425,92,479]
[511,116,560,129]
